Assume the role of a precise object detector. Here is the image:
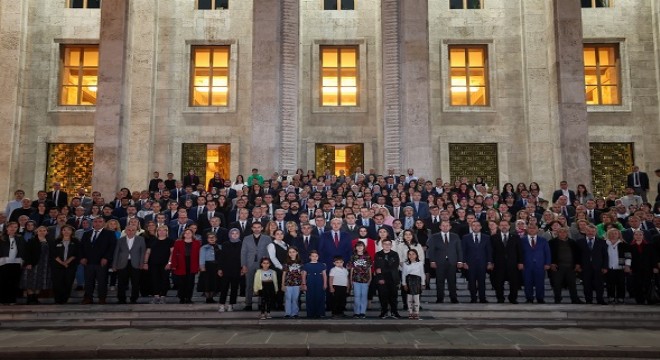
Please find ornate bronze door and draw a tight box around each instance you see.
[181,143,208,187]
[315,144,336,175]
[46,143,94,196]
[345,144,364,176]
[589,143,634,198]
[448,143,499,187]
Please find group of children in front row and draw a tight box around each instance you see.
[253,239,424,320]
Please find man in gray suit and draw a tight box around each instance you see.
[240,222,272,311]
[112,225,147,304]
[427,220,463,303]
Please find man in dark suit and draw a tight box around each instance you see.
[312,216,329,237]
[491,220,523,304]
[427,220,463,303]
[183,169,200,189]
[521,224,551,303]
[407,191,430,220]
[318,218,353,310]
[584,199,602,225]
[203,217,228,244]
[47,182,68,210]
[548,227,582,304]
[228,208,253,239]
[552,181,576,204]
[79,217,116,304]
[199,200,223,231]
[388,197,405,221]
[112,225,147,304]
[148,171,163,194]
[291,223,319,263]
[168,210,194,240]
[622,216,652,244]
[461,221,493,303]
[341,213,360,238]
[576,225,609,305]
[369,213,394,239]
[188,197,207,224]
[425,206,442,234]
[627,165,650,203]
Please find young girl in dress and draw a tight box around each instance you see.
[253,257,278,319]
[402,248,425,319]
[302,250,327,318]
[348,241,372,318]
[282,246,303,318]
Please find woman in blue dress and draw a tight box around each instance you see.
[302,250,327,318]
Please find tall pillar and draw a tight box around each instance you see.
[381,0,402,172]
[399,0,432,177]
[251,0,282,174]
[553,0,592,187]
[279,0,300,172]
[0,1,27,206]
[92,0,129,196]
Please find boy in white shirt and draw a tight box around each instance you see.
[329,256,350,318]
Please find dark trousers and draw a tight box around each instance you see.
[466,266,487,301]
[259,282,276,313]
[52,265,76,304]
[117,263,141,302]
[582,267,605,302]
[176,273,196,301]
[492,267,520,302]
[605,269,625,300]
[551,266,579,302]
[435,260,458,301]
[377,278,398,313]
[274,268,284,309]
[219,274,241,304]
[0,264,21,304]
[631,271,652,304]
[149,264,169,296]
[332,285,347,315]
[84,264,108,299]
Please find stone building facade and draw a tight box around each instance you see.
[0,0,658,204]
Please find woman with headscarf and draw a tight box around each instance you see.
[217,228,243,312]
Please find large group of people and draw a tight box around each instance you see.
[1,166,659,319]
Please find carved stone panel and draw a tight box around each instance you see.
[449,143,499,187]
[589,142,634,198]
[46,143,94,196]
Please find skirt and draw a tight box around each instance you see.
[406,274,422,295]
[197,261,220,293]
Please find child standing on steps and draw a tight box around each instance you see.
[329,256,350,318]
[282,246,303,318]
[302,250,327,318]
[402,248,425,320]
[348,241,372,319]
[253,257,278,319]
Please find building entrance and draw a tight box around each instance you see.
[315,143,364,176]
[181,143,230,190]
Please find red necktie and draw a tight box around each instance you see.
[334,232,339,248]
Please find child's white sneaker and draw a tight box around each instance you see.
[218,304,225,312]
[226,304,233,312]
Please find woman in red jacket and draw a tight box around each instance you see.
[170,229,201,304]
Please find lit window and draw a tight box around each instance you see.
[450,0,482,9]
[581,0,610,8]
[191,46,230,107]
[324,0,355,10]
[449,46,488,106]
[68,0,101,8]
[584,44,620,105]
[60,45,98,106]
[321,46,358,106]
[197,0,229,10]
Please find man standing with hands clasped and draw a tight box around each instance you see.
[461,221,493,303]
[112,225,147,304]
[79,217,116,305]
[427,220,463,304]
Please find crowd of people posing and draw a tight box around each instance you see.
[0,167,659,320]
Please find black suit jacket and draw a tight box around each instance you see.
[227,221,253,239]
[291,235,319,263]
[627,172,650,190]
[576,237,608,271]
[47,190,69,209]
[183,175,200,188]
[49,238,81,268]
[549,237,581,267]
[491,232,523,271]
[552,190,576,204]
[202,226,228,244]
[79,229,116,264]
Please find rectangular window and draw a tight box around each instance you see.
[450,0,482,9]
[321,46,358,106]
[191,46,230,107]
[68,0,101,8]
[448,45,488,106]
[584,44,620,105]
[324,0,355,10]
[581,0,610,8]
[197,0,229,10]
[60,45,99,106]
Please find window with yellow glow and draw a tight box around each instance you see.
[450,0,482,9]
[68,0,101,8]
[60,45,99,106]
[581,0,610,8]
[191,46,230,107]
[584,45,620,105]
[449,46,488,106]
[321,46,358,106]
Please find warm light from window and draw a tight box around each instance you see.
[321,47,358,106]
[60,46,98,106]
[584,45,619,105]
[191,46,230,107]
[449,46,488,106]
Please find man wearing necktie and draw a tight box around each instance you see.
[318,218,352,310]
[47,182,68,209]
[627,165,650,203]
[491,220,524,304]
[521,224,551,303]
[576,225,609,305]
[461,221,493,303]
[427,221,463,303]
[79,217,114,305]
[291,223,318,263]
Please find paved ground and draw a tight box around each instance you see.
[0,326,659,359]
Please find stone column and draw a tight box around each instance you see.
[92,0,129,197]
[0,1,26,206]
[279,0,300,173]
[399,0,432,177]
[553,0,592,187]
[251,0,282,174]
[381,0,402,172]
